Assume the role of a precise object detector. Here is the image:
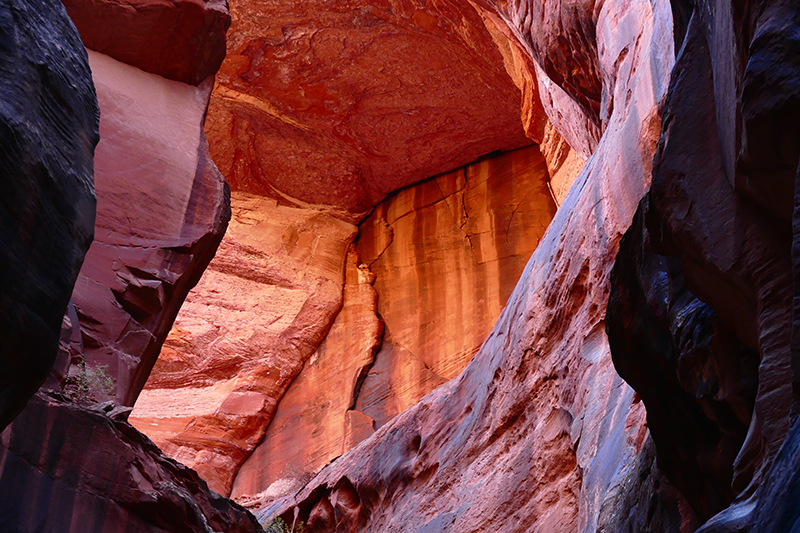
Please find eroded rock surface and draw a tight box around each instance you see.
[205,0,533,215]
[72,51,230,408]
[352,145,556,428]
[228,145,556,503]
[231,249,382,502]
[0,0,98,430]
[0,392,261,533]
[607,1,800,530]
[249,1,678,531]
[130,192,355,495]
[62,0,230,85]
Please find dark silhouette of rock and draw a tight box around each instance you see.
[607,0,800,530]
[607,202,759,521]
[0,0,98,431]
[0,391,262,533]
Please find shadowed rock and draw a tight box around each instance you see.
[0,391,262,533]
[0,0,98,430]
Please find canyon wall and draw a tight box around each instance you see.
[229,144,558,502]
[607,1,800,531]
[129,0,573,502]
[130,192,357,495]
[4,0,799,531]
[253,1,679,531]
[0,0,262,531]
[0,0,98,431]
[204,0,534,216]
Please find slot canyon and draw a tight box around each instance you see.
[0,0,798,533]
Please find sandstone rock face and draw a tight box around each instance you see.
[0,0,98,430]
[231,249,382,502]
[72,51,230,408]
[0,392,261,533]
[228,144,556,503]
[129,192,356,495]
[606,1,800,530]
[251,1,678,531]
[62,0,230,85]
[205,0,533,216]
[352,145,556,428]
[607,204,759,521]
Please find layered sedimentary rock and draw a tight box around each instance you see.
[130,192,356,495]
[252,1,678,531]
[0,392,261,533]
[0,0,258,530]
[71,50,230,407]
[132,143,557,499]
[230,145,556,502]
[607,1,800,530]
[205,0,534,215]
[0,0,98,430]
[231,249,382,502]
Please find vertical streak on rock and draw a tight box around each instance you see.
[231,248,383,503]
[250,2,677,525]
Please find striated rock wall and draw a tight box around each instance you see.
[0,0,98,430]
[352,145,556,428]
[73,50,230,407]
[230,249,382,502]
[230,144,557,503]
[607,0,800,530]
[251,1,678,531]
[129,192,356,495]
[0,0,262,531]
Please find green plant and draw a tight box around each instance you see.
[262,516,306,533]
[65,360,116,403]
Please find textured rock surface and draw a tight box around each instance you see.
[352,145,556,428]
[247,2,677,530]
[0,0,98,430]
[229,145,556,503]
[72,50,230,408]
[0,392,262,533]
[62,0,230,85]
[204,0,533,216]
[607,204,758,521]
[130,192,355,496]
[606,1,800,530]
[231,249,382,502]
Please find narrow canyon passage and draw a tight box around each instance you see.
[2,0,799,531]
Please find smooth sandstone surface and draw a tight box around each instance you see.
[353,145,556,427]
[608,2,800,531]
[204,0,533,216]
[0,0,98,431]
[252,2,678,531]
[72,51,230,408]
[130,192,356,496]
[231,249,382,502]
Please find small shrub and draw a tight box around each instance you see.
[65,360,116,403]
[262,516,306,533]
